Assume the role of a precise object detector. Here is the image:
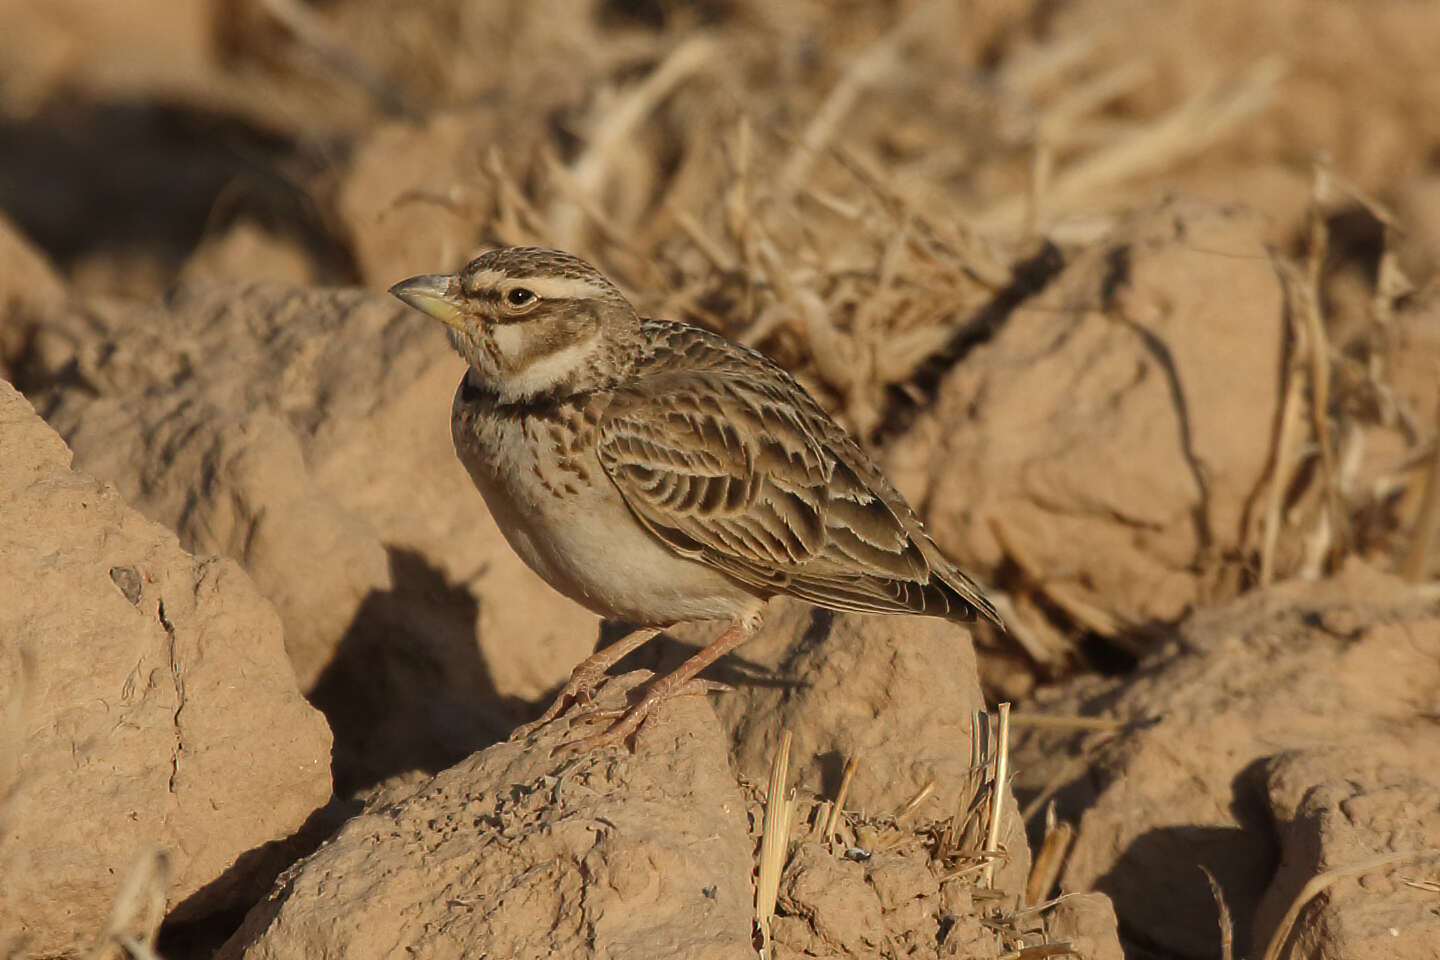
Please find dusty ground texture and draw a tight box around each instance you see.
[1015,562,1440,958]
[218,666,1076,960]
[218,676,756,959]
[0,382,332,957]
[3,0,1440,956]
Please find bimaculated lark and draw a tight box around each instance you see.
[391,247,1002,751]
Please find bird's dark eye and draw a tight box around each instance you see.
[506,288,536,307]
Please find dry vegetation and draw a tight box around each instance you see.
[3,0,1440,958]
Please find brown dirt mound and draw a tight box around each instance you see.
[220,677,756,959]
[886,198,1286,642]
[0,380,332,957]
[1015,561,1440,958]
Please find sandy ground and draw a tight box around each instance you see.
[2,1,1439,957]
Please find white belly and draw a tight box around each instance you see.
[455,412,761,625]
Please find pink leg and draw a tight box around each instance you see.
[511,626,662,738]
[563,616,759,753]
[573,677,733,723]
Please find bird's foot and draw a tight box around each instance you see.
[510,663,610,741]
[554,616,756,755]
[510,626,663,741]
[555,678,732,755]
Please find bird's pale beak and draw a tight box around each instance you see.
[389,274,466,331]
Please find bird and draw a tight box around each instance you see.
[390,247,1002,752]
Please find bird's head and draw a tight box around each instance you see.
[390,247,640,403]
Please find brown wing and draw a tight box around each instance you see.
[595,321,1002,626]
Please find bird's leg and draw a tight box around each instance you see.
[511,626,662,739]
[563,615,760,753]
[572,677,733,723]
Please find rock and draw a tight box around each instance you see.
[779,844,886,957]
[0,0,221,112]
[335,110,506,289]
[886,199,1285,629]
[31,281,599,792]
[1253,748,1440,959]
[1045,893,1124,960]
[0,379,332,958]
[176,219,319,290]
[219,674,754,959]
[1021,561,1440,958]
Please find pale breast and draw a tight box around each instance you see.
[450,376,763,624]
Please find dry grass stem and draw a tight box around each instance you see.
[85,847,171,960]
[937,861,992,886]
[1199,866,1235,960]
[978,57,1284,233]
[1025,137,1053,239]
[982,702,1012,888]
[824,754,860,842]
[1260,850,1439,960]
[1025,820,1073,906]
[485,148,550,247]
[1372,236,1412,326]
[1400,876,1440,894]
[1259,323,1308,586]
[1302,158,1348,562]
[756,730,795,957]
[1007,714,1127,732]
[1037,60,1153,146]
[549,35,718,248]
[777,1,942,196]
[997,30,1104,97]
[540,149,659,284]
[1401,376,1440,581]
[895,781,935,823]
[669,206,738,273]
[943,711,991,859]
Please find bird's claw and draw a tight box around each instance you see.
[547,677,734,756]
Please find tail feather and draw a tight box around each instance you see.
[932,564,1004,629]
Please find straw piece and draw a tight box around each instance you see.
[895,781,935,823]
[1260,851,1437,960]
[777,1,944,195]
[1025,820,1073,906]
[825,754,861,842]
[756,731,794,956]
[1401,375,1440,582]
[982,703,1012,888]
[978,57,1285,234]
[1259,303,1308,588]
[1199,866,1235,960]
[550,36,719,247]
[1302,158,1348,562]
[85,847,171,960]
[1008,714,1128,732]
